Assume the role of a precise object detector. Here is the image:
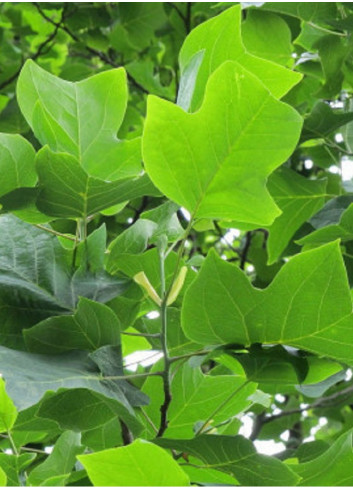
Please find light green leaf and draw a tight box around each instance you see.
[182,242,353,364]
[143,61,302,225]
[35,147,159,218]
[242,10,293,66]
[24,297,121,354]
[179,5,302,111]
[78,438,190,486]
[0,378,17,433]
[0,134,36,198]
[0,466,6,487]
[267,167,327,263]
[17,60,141,181]
[27,431,84,487]
[143,362,256,438]
[293,429,353,485]
[157,435,300,486]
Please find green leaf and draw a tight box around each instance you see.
[37,388,142,436]
[0,453,36,487]
[293,429,353,485]
[143,362,256,438]
[0,134,36,198]
[298,199,353,247]
[157,435,300,486]
[143,61,302,225]
[0,466,6,487]
[179,5,302,111]
[17,60,141,181]
[0,215,127,348]
[0,346,147,421]
[182,242,353,364]
[27,431,84,487]
[24,297,121,354]
[0,378,17,433]
[267,167,327,263]
[302,101,353,141]
[35,147,158,219]
[78,438,190,486]
[242,10,293,66]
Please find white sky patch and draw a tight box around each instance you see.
[239,414,253,437]
[45,446,54,454]
[246,264,255,273]
[329,165,341,175]
[304,159,313,170]
[254,439,286,455]
[341,157,353,181]
[280,430,290,442]
[275,394,286,403]
[124,350,163,372]
[335,133,344,143]
[146,310,160,319]
[346,368,352,381]
[180,207,191,221]
[222,228,241,246]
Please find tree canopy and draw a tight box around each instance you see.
[1,1,353,486]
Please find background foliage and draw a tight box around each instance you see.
[1,1,353,486]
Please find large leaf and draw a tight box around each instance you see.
[157,435,300,486]
[0,346,147,430]
[17,60,141,181]
[143,61,302,226]
[35,147,159,219]
[78,439,190,486]
[0,215,128,348]
[267,167,327,263]
[182,243,353,364]
[178,5,301,111]
[292,429,353,485]
[0,134,36,198]
[24,297,121,354]
[142,362,256,438]
[27,431,84,487]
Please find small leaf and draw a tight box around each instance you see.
[0,378,17,433]
[27,431,84,487]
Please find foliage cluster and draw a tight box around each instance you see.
[1,1,353,486]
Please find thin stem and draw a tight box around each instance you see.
[104,371,163,381]
[7,431,19,456]
[194,380,250,436]
[169,349,212,364]
[34,224,76,242]
[121,331,161,339]
[157,250,172,437]
[140,407,158,434]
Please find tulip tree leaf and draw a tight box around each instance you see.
[267,167,327,263]
[156,435,300,486]
[27,431,84,487]
[0,215,128,349]
[292,429,353,486]
[35,147,159,219]
[0,466,6,487]
[299,201,353,247]
[0,378,17,433]
[24,297,121,354]
[143,61,302,226]
[0,453,36,487]
[182,242,353,364]
[0,134,36,199]
[17,60,141,181]
[0,346,148,424]
[179,5,302,111]
[142,362,257,438]
[78,439,190,486]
